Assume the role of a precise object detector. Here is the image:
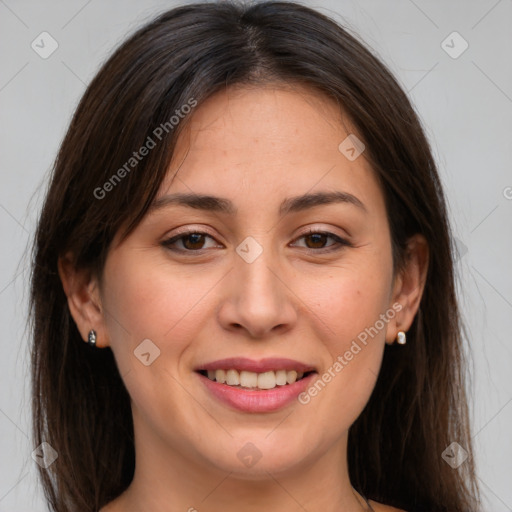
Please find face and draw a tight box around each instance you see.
[96,84,401,477]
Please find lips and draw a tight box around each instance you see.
[195,357,316,389]
[196,357,316,374]
[195,357,318,412]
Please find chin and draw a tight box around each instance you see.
[195,436,315,479]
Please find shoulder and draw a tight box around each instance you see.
[369,499,407,512]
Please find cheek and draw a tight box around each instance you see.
[307,257,393,351]
[296,254,392,419]
[105,251,208,341]
[100,251,217,368]
[100,252,218,426]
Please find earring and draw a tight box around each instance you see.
[396,330,406,345]
[87,329,97,347]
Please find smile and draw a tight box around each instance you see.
[198,368,313,390]
[195,357,318,412]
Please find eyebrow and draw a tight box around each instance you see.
[149,190,367,216]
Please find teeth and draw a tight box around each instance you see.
[240,370,258,388]
[286,370,297,384]
[258,371,276,389]
[226,369,240,386]
[275,370,287,386]
[204,369,309,389]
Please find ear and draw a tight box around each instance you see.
[58,252,110,348]
[385,234,429,345]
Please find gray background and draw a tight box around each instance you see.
[1,0,511,510]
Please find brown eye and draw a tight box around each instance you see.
[162,231,221,252]
[181,233,207,250]
[292,230,351,252]
[303,232,330,249]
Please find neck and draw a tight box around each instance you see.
[111,411,369,512]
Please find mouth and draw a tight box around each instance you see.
[196,368,315,390]
[194,357,318,413]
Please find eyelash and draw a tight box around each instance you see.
[161,228,352,254]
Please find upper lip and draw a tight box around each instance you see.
[196,357,317,373]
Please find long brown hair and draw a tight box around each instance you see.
[29,1,480,510]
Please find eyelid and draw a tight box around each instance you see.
[161,226,222,249]
[291,227,352,249]
[165,224,350,240]
[165,225,217,238]
[161,225,353,253]
[296,225,350,239]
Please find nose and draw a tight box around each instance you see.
[217,246,298,339]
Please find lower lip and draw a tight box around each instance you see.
[197,372,317,413]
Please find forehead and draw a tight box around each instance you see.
[157,84,385,218]
[175,83,353,165]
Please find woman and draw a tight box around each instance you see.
[29,1,481,511]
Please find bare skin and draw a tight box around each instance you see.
[60,83,427,512]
